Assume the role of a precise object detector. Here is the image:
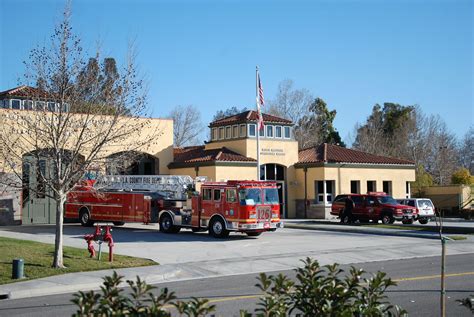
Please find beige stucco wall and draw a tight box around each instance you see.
[294,165,416,201]
[205,138,299,168]
[0,109,174,174]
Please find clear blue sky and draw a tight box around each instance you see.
[1,0,472,145]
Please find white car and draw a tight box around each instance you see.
[397,198,435,224]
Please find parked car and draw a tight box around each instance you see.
[397,198,435,224]
[331,192,417,224]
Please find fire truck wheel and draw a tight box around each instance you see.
[113,222,125,226]
[246,232,262,237]
[159,214,180,233]
[209,218,229,238]
[79,209,94,227]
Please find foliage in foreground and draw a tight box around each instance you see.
[457,295,474,313]
[72,258,406,316]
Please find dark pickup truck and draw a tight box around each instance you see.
[330,192,417,224]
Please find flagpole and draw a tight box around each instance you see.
[256,66,260,181]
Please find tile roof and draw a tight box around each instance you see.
[172,146,256,165]
[298,143,415,165]
[0,85,52,99]
[210,110,292,127]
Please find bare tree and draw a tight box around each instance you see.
[0,5,157,268]
[267,79,313,125]
[169,105,204,147]
[458,126,474,174]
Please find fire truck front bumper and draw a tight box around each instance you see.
[234,221,284,231]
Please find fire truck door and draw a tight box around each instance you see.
[225,188,238,220]
[191,196,201,227]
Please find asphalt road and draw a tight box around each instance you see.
[0,253,472,317]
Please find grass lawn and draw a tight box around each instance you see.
[0,237,156,285]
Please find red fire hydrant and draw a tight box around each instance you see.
[83,225,114,262]
[83,225,102,258]
[103,225,114,262]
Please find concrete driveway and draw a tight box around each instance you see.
[0,223,473,267]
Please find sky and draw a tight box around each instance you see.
[1,0,472,145]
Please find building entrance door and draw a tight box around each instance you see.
[260,164,287,218]
[23,159,51,224]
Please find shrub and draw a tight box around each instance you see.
[72,258,405,316]
[71,271,214,316]
[242,258,406,316]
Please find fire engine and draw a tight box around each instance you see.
[65,175,283,238]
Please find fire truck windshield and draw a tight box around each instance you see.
[239,188,262,205]
[264,188,279,205]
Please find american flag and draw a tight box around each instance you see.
[257,72,264,130]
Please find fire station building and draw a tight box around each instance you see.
[0,86,416,224]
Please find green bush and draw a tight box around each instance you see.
[71,271,215,316]
[242,258,406,316]
[72,258,405,316]
[457,295,474,313]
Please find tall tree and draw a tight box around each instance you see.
[0,5,154,268]
[353,104,460,186]
[353,103,416,158]
[169,105,204,147]
[297,97,345,148]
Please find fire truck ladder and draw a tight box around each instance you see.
[94,175,195,200]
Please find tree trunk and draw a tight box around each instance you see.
[52,191,66,268]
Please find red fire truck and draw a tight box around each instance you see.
[65,176,283,238]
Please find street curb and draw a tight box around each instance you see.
[284,223,445,240]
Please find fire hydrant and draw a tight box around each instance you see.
[83,225,114,262]
[83,225,102,258]
[103,225,114,262]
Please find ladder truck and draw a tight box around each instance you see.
[65,175,283,238]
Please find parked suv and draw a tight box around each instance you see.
[397,198,435,224]
[331,192,417,224]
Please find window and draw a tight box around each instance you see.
[0,100,6,109]
[11,99,21,110]
[367,181,376,192]
[61,103,69,112]
[232,125,238,138]
[259,126,265,137]
[249,124,256,137]
[275,126,282,138]
[213,189,221,201]
[266,125,274,138]
[284,126,291,139]
[219,127,225,139]
[24,100,34,110]
[405,182,411,198]
[226,189,237,202]
[350,181,360,194]
[202,188,212,200]
[315,180,335,204]
[36,101,46,110]
[48,102,56,112]
[225,126,232,139]
[239,188,262,205]
[211,128,218,141]
[383,181,392,195]
[240,124,246,137]
[264,188,279,204]
[352,196,364,206]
